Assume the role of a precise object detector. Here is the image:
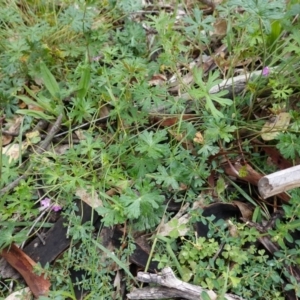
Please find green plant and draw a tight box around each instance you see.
[276,132,300,161]
[155,213,289,300]
[2,0,300,299]
[189,69,233,119]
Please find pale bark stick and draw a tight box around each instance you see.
[258,165,300,199]
[127,267,246,300]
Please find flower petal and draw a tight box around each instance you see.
[262,66,270,76]
[40,198,51,208]
[52,205,62,212]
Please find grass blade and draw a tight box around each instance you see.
[39,61,61,101]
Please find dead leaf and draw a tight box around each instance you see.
[74,130,86,140]
[232,200,253,219]
[261,112,291,141]
[227,219,239,237]
[5,288,32,300]
[149,114,196,127]
[0,257,20,280]
[223,161,290,202]
[76,187,103,208]
[149,74,167,86]
[6,116,23,132]
[213,19,227,36]
[28,104,44,112]
[113,270,122,291]
[168,129,194,151]
[1,244,51,298]
[2,143,28,163]
[53,144,70,155]
[99,104,110,119]
[200,0,224,7]
[158,203,190,237]
[262,146,293,170]
[2,116,23,146]
[18,101,27,109]
[26,130,41,145]
[193,132,204,144]
[2,134,13,146]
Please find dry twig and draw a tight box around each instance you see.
[0,114,63,196]
[127,267,246,300]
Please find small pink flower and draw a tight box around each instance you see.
[52,205,62,212]
[40,198,51,209]
[40,198,62,212]
[262,66,270,76]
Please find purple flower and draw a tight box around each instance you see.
[40,198,51,209]
[52,204,62,212]
[40,198,62,212]
[262,66,270,76]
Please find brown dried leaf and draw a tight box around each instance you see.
[149,114,196,127]
[74,129,86,140]
[18,101,27,109]
[0,257,20,280]
[261,112,291,141]
[76,187,103,208]
[99,104,110,118]
[193,132,204,144]
[2,143,28,163]
[149,74,167,86]
[223,162,262,186]
[223,161,290,202]
[1,244,51,298]
[213,19,227,36]
[227,220,239,237]
[2,134,13,146]
[232,200,253,219]
[7,116,23,133]
[2,116,23,146]
[53,144,70,155]
[200,0,224,7]
[25,130,41,145]
[168,130,194,151]
[28,104,44,112]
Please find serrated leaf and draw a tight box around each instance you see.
[135,130,169,159]
[154,165,179,190]
[230,276,241,288]
[276,132,300,159]
[191,69,233,119]
[125,198,141,219]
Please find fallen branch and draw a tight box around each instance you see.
[223,161,290,202]
[127,267,246,300]
[258,165,300,199]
